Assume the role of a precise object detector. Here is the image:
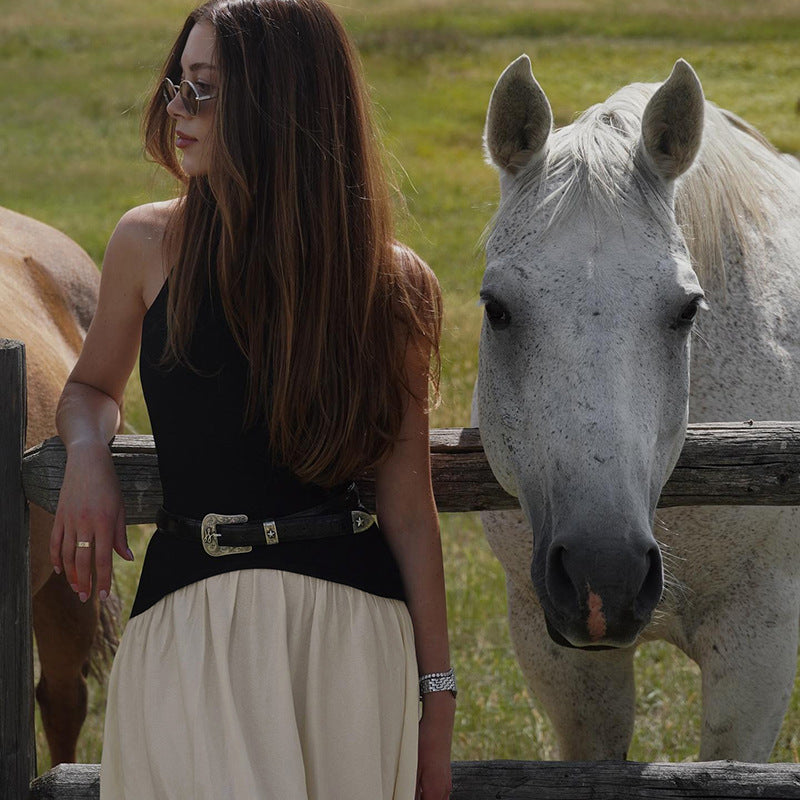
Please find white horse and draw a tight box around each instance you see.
[475,56,800,761]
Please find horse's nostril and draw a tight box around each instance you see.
[634,546,664,620]
[546,544,580,611]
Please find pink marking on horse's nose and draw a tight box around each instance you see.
[586,587,607,641]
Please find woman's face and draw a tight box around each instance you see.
[167,20,218,177]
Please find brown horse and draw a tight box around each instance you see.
[0,205,119,765]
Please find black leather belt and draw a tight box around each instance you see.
[156,504,376,558]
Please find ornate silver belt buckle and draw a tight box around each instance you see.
[201,513,252,557]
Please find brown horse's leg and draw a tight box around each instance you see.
[33,569,98,766]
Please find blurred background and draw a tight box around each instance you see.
[3,0,799,771]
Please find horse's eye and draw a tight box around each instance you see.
[485,299,511,330]
[676,295,707,328]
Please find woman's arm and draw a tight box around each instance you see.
[50,205,161,603]
[376,339,454,800]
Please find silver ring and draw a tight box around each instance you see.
[76,541,92,548]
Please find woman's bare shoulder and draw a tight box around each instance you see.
[391,242,442,318]
[113,199,178,247]
[392,242,440,295]
[107,200,180,305]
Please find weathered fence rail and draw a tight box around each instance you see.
[7,336,800,799]
[27,759,800,799]
[22,421,800,519]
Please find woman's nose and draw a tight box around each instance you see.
[166,93,187,119]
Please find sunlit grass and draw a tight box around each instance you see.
[9,0,800,775]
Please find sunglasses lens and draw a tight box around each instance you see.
[162,78,177,105]
[179,81,200,116]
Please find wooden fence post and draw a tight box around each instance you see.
[0,339,35,797]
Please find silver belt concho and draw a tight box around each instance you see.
[351,510,375,533]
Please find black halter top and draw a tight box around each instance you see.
[129,273,405,618]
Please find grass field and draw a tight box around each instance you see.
[5,0,800,773]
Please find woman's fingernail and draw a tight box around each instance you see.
[53,566,61,575]
[70,583,78,592]
[79,592,88,603]
[100,590,108,602]
[126,548,135,561]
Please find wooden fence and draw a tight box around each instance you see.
[25,759,800,799]
[5,338,800,798]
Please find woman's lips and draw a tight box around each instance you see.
[176,131,197,149]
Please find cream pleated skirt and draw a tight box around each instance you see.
[100,569,419,800]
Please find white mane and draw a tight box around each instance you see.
[493,82,792,290]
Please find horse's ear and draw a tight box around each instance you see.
[641,59,705,181]
[484,54,552,176]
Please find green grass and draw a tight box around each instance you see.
[9,0,800,773]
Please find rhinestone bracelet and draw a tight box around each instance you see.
[419,666,457,700]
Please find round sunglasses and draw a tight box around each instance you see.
[162,77,217,116]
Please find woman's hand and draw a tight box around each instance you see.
[50,439,132,602]
[416,691,455,799]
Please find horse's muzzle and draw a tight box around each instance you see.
[534,531,664,648]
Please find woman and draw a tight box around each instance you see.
[49,1,454,797]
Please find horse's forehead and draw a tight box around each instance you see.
[487,211,681,295]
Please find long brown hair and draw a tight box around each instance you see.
[143,0,441,487]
